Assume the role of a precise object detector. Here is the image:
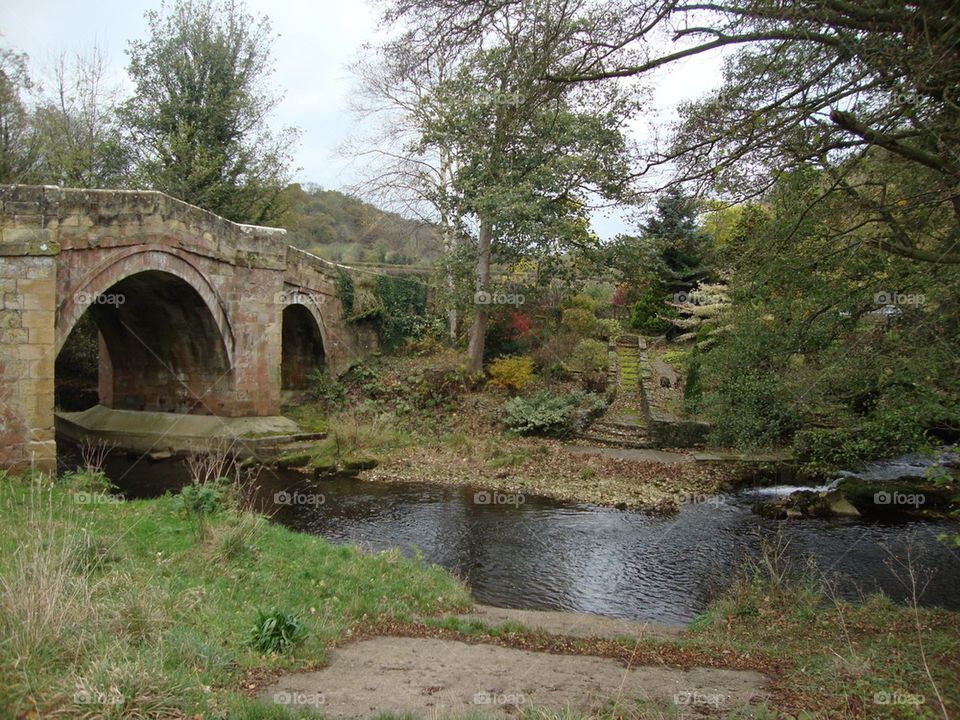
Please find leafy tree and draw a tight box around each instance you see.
[699,166,959,454]
[120,0,298,225]
[376,0,638,372]
[557,0,960,266]
[0,48,38,183]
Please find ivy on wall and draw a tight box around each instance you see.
[337,268,355,315]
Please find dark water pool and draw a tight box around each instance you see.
[86,449,960,625]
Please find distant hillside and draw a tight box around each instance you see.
[283,184,441,266]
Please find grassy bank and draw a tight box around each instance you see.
[2,468,956,719]
[0,473,470,719]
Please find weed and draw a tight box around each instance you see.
[248,608,307,653]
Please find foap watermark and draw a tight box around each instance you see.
[273,691,326,707]
[74,290,125,308]
[473,690,527,706]
[874,291,924,307]
[874,491,925,508]
[274,490,325,507]
[676,492,726,508]
[874,690,924,706]
[674,691,727,709]
[474,284,525,306]
[74,689,124,706]
[274,289,324,307]
[474,490,525,506]
[73,491,125,505]
[673,289,722,305]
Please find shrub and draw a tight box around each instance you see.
[177,479,227,541]
[792,405,932,474]
[569,339,609,373]
[560,307,600,337]
[597,318,622,341]
[564,293,599,313]
[706,371,800,449]
[629,288,676,335]
[59,468,115,495]
[488,355,535,394]
[530,334,577,379]
[405,334,446,356]
[504,390,605,437]
[373,275,437,349]
[248,608,306,653]
[178,481,225,516]
[308,369,347,410]
[484,307,532,359]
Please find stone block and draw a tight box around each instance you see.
[28,324,55,345]
[20,309,51,328]
[0,327,28,344]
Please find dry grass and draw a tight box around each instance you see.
[0,483,105,666]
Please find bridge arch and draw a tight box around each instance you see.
[279,287,328,390]
[57,248,235,362]
[57,250,236,414]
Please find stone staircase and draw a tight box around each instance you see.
[575,334,655,449]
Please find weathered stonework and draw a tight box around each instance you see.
[636,337,712,448]
[0,185,375,472]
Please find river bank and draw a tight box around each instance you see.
[359,439,746,510]
[2,470,958,718]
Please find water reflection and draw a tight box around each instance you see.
[89,450,960,624]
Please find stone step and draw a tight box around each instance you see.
[575,433,655,449]
[592,421,648,433]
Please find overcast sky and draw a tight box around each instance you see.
[2,0,722,238]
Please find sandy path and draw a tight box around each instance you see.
[261,631,769,718]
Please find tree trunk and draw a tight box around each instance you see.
[466,219,492,373]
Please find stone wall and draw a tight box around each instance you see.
[636,337,712,448]
[0,247,58,471]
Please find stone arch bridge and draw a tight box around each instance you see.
[0,185,376,472]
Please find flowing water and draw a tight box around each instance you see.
[85,449,960,625]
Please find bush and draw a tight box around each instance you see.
[560,307,600,337]
[504,390,605,437]
[530,334,577,379]
[629,288,675,335]
[793,402,932,473]
[564,293,599,313]
[178,481,225,516]
[706,371,800,449]
[597,318,622,341]
[487,355,535,394]
[59,468,115,495]
[247,608,306,653]
[308,369,347,410]
[569,339,609,373]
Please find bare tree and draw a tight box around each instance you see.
[349,35,467,340]
[32,45,130,188]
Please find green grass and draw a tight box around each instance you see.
[660,349,691,373]
[0,476,470,719]
[682,539,960,719]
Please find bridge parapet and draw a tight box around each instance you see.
[1,185,289,269]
